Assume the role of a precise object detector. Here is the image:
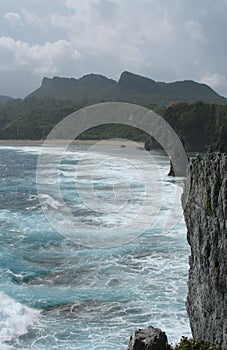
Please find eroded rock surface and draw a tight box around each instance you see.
[182,153,227,348]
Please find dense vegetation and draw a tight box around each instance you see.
[0,97,157,141]
[0,71,227,151]
[0,97,226,152]
[0,98,77,140]
[164,102,227,151]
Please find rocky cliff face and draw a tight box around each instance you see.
[182,153,227,348]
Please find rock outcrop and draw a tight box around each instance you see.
[168,160,175,176]
[128,326,169,350]
[182,153,227,348]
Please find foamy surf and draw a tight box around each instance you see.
[0,292,40,348]
[0,145,191,349]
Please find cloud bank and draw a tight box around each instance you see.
[0,0,226,98]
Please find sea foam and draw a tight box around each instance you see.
[0,292,40,348]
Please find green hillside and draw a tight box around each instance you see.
[0,97,226,152]
[164,102,227,151]
[0,71,226,151]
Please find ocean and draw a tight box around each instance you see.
[0,143,191,349]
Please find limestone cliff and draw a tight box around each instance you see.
[182,153,227,348]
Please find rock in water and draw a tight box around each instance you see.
[144,138,153,151]
[128,326,169,350]
[168,160,175,176]
[182,153,227,349]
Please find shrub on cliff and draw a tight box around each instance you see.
[174,337,222,350]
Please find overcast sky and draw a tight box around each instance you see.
[0,0,227,98]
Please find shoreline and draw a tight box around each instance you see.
[0,139,144,147]
[0,139,44,146]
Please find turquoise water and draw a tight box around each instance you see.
[0,144,191,349]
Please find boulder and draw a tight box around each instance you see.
[128,326,169,350]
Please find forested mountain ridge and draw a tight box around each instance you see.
[27,74,117,101]
[0,95,14,106]
[27,71,227,105]
[0,71,226,151]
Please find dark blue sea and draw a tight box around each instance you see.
[0,143,191,349]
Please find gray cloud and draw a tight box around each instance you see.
[0,0,226,98]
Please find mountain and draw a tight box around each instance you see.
[27,74,117,101]
[26,71,227,105]
[0,72,226,150]
[0,95,14,106]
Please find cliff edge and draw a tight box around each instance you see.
[182,153,227,348]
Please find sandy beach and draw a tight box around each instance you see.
[0,140,45,146]
[0,139,144,147]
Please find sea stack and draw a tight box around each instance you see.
[182,153,227,348]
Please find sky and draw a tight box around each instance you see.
[0,0,227,98]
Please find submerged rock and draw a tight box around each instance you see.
[128,326,169,350]
[182,153,227,348]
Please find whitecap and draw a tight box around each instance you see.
[0,292,40,348]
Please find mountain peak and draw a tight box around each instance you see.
[78,73,116,86]
[119,71,157,92]
[119,71,156,82]
[41,76,76,86]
